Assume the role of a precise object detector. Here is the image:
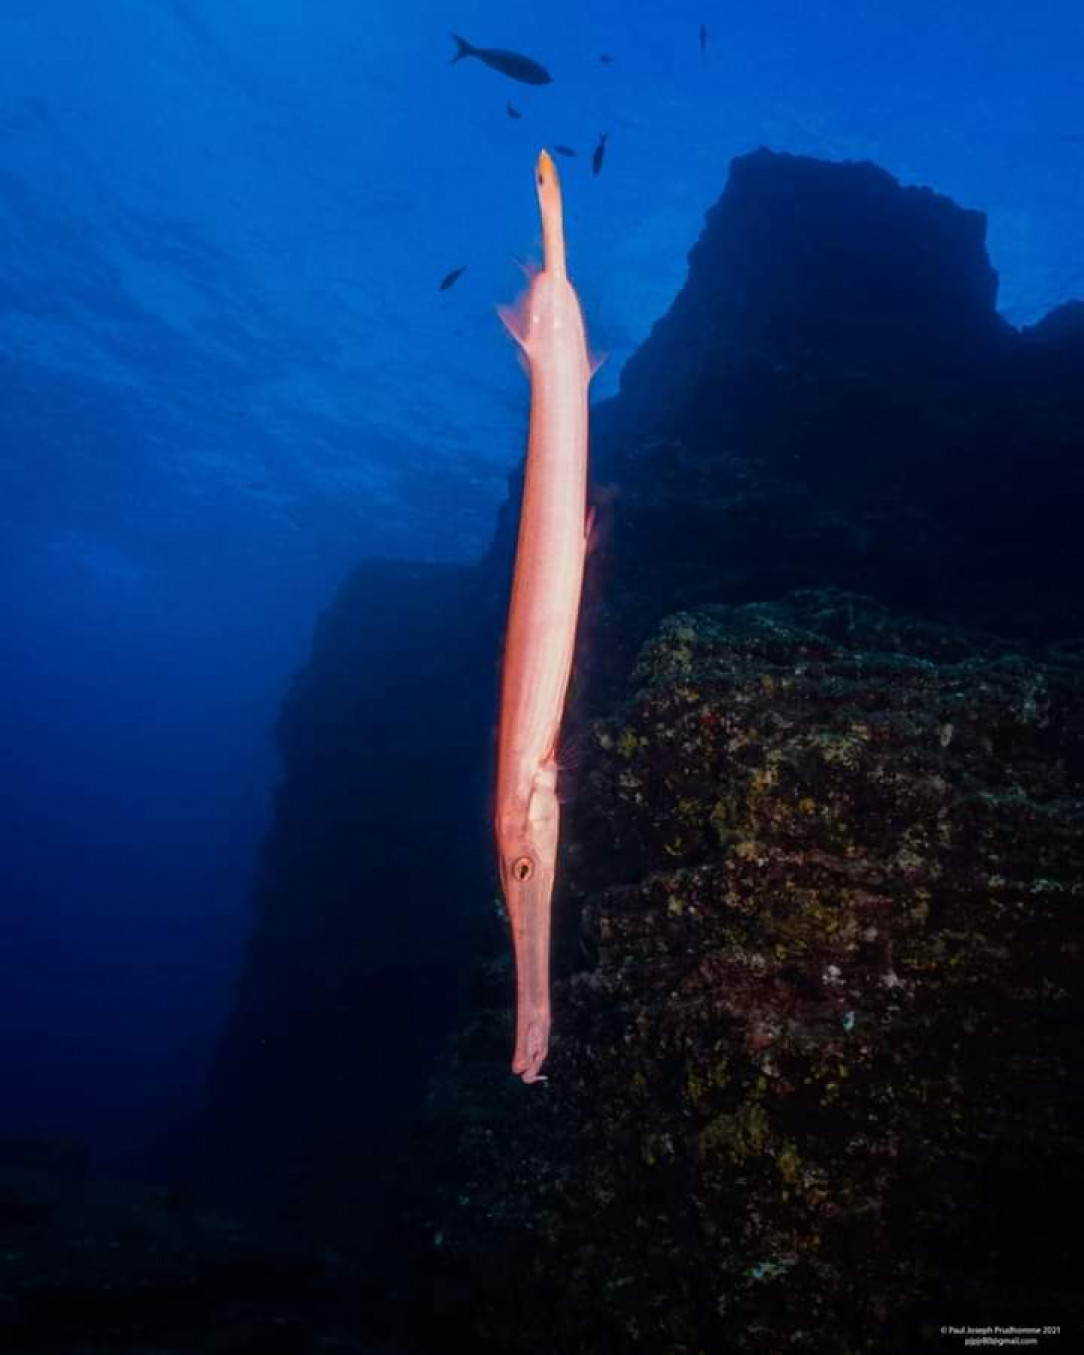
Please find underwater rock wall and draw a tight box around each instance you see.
[201,559,504,1234]
[581,150,1084,706]
[383,593,1083,1351]
[202,149,1084,1307]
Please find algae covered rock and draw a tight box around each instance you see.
[388,592,1083,1354]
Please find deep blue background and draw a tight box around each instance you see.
[1,0,1080,1171]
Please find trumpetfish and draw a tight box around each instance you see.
[495,149,599,1084]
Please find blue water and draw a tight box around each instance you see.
[1,0,1080,1170]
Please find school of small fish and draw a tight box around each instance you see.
[438,23,711,289]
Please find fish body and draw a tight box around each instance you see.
[552,143,577,157]
[591,132,607,176]
[495,151,596,1084]
[450,33,552,85]
[439,264,467,291]
[599,53,614,64]
[699,22,708,55]
[506,101,522,119]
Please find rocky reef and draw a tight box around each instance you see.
[381,592,1083,1352]
[578,150,1084,708]
[195,150,1084,1350]
[201,559,505,1240]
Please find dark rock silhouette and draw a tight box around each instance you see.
[201,560,503,1240]
[580,150,1083,707]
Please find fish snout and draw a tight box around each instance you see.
[502,853,555,1084]
[513,1009,551,1084]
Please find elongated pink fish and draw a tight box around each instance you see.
[495,150,599,1084]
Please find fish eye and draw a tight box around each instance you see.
[513,856,533,882]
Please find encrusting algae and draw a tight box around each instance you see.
[390,591,1084,1355]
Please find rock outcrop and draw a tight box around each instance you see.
[581,150,1083,707]
[382,593,1083,1352]
[202,560,505,1237]
[200,150,1084,1347]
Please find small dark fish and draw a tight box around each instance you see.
[591,132,608,177]
[506,102,522,120]
[552,144,577,157]
[449,33,552,86]
[439,265,468,291]
[699,23,708,55]
[599,54,614,64]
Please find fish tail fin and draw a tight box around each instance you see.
[449,33,475,64]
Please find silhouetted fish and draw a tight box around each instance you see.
[591,132,607,176]
[506,102,522,119]
[699,23,708,55]
[599,54,614,64]
[449,34,552,85]
[439,265,468,291]
[552,144,577,157]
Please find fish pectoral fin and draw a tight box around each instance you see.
[589,349,608,380]
[510,253,540,280]
[533,756,559,796]
[585,504,597,547]
[497,301,531,355]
